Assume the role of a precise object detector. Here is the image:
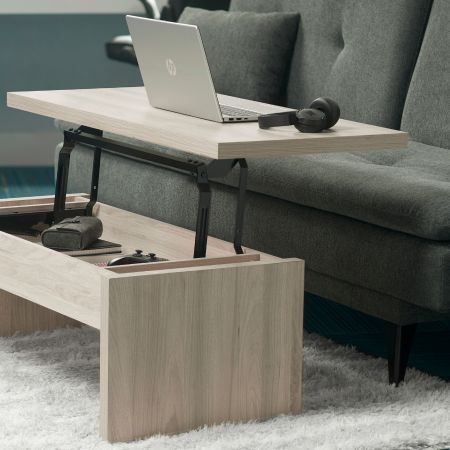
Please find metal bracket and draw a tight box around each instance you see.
[54,128,103,223]
[53,131,76,223]
[204,159,248,255]
[233,159,248,255]
[52,127,248,258]
[193,166,212,258]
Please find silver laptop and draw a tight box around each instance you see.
[126,15,281,123]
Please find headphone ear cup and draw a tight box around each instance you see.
[309,97,340,129]
[294,109,328,133]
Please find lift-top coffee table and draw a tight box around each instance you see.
[4,87,407,443]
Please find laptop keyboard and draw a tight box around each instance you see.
[220,105,259,118]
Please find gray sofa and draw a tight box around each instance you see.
[62,0,450,384]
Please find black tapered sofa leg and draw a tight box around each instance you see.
[385,322,417,386]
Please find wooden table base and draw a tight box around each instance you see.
[0,196,304,443]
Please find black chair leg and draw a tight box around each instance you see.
[385,322,417,386]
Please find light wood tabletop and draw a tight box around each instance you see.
[7,86,408,160]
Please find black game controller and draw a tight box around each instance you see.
[107,250,168,267]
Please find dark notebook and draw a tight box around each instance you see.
[61,239,122,257]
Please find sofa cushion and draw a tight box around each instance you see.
[401,0,450,150]
[230,0,432,129]
[216,141,450,241]
[178,7,299,104]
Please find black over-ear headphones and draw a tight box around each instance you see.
[258,97,340,133]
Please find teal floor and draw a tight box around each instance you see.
[1,167,449,381]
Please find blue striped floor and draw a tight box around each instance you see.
[1,167,449,381]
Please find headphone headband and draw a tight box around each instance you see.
[258,111,298,129]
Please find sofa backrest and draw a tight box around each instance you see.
[401,0,450,149]
[230,0,432,130]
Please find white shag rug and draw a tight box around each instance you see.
[0,327,449,450]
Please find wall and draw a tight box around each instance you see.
[0,0,145,14]
[0,12,145,166]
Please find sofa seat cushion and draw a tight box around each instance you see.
[214,141,450,241]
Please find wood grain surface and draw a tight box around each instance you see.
[100,258,304,442]
[0,232,105,328]
[105,253,261,274]
[0,195,88,215]
[8,87,408,160]
[0,290,80,336]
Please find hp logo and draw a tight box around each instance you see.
[166,58,177,77]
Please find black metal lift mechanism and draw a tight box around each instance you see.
[53,126,248,258]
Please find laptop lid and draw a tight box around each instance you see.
[126,15,223,122]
